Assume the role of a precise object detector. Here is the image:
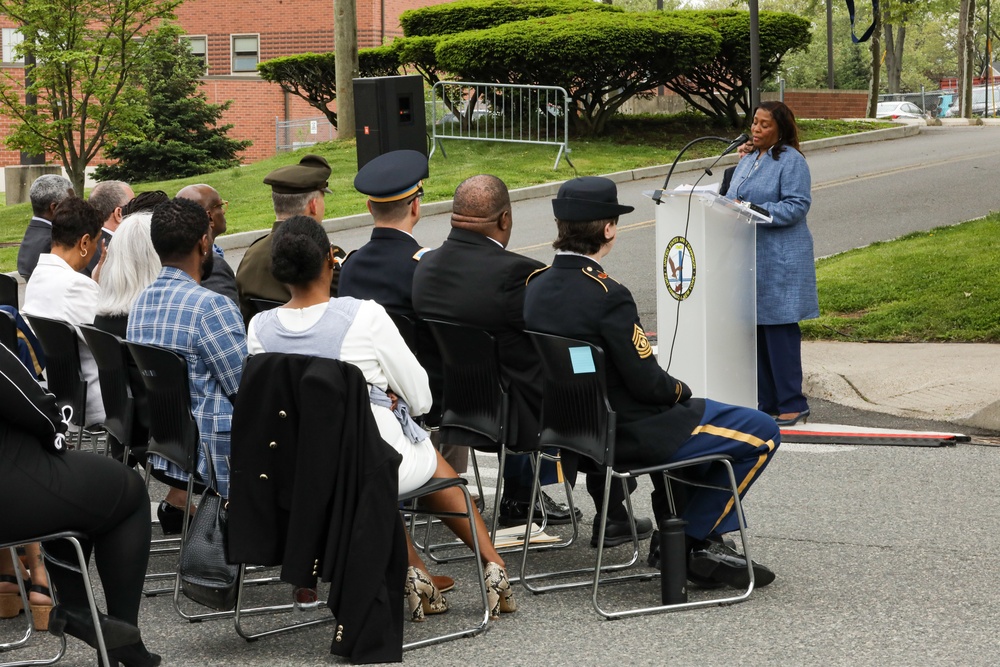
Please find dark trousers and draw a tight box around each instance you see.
[0,441,151,626]
[650,399,779,539]
[757,323,808,415]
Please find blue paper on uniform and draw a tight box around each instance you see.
[569,346,595,374]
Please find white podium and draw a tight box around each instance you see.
[646,189,770,408]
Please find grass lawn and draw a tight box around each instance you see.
[802,213,1000,343]
[0,114,888,272]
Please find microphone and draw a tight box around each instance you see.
[721,132,750,157]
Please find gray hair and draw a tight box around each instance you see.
[29,174,73,217]
[96,213,161,317]
[272,190,321,217]
[88,181,131,222]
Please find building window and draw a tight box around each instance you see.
[181,35,207,70]
[231,35,258,73]
[2,28,24,64]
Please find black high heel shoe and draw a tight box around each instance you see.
[156,501,191,535]
[48,605,140,650]
[107,640,161,667]
[775,408,810,426]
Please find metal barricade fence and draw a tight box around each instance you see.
[429,81,573,170]
[275,116,336,152]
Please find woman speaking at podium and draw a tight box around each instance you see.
[724,101,818,427]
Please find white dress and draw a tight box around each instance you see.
[22,253,105,425]
[247,298,438,495]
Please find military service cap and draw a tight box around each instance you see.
[553,176,634,222]
[263,154,333,195]
[354,150,429,203]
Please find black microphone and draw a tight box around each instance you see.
[721,132,750,157]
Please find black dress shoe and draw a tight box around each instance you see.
[48,605,141,651]
[497,491,582,527]
[688,541,775,589]
[647,532,734,589]
[591,517,654,548]
[108,640,161,667]
[156,501,190,535]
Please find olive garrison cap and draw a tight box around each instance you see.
[263,154,333,195]
[552,176,634,222]
[354,150,429,203]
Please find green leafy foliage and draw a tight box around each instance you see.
[434,12,720,135]
[257,45,401,128]
[95,25,251,183]
[399,0,619,37]
[0,0,181,193]
[661,10,812,128]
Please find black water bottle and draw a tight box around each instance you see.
[659,517,688,604]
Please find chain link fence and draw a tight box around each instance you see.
[275,116,337,152]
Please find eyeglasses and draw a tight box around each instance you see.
[404,187,424,206]
[208,200,229,214]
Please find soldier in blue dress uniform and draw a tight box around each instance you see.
[524,176,780,588]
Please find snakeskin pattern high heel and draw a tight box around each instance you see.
[404,566,448,622]
[483,562,516,619]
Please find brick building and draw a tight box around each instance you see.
[0,0,449,170]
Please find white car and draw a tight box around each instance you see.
[876,101,927,120]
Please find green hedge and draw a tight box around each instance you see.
[257,45,400,128]
[661,10,812,127]
[399,0,618,37]
[435,12,720,136]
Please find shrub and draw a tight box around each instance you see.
[399,0,619,37]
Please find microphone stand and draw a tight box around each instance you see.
[652,135,744,204]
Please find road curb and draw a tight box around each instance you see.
[218,123,919,253]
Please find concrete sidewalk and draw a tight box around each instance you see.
[802,341,1000,433]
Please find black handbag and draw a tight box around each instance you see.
[178,455,239,611]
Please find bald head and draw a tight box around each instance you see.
[177,184,226,239]
[451,175,512,246]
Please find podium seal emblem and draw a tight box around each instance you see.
[663,236,696,301]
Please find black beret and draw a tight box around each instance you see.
[354,150,429,202]
[263,154,333,195]
[552,176,634,222]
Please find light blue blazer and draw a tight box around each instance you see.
[725,146,819,325]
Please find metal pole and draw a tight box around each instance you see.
[750,0,761,112]
[827,0,835,89]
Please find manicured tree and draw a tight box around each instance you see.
[434,11,720,136]
[661,10,812,128]
[96,25,251,183]
[398,0,620,37]
[0,0,180,193]
[257,45,399,128]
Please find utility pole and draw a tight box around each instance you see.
[334,0,358,141]
[827,0,835,89]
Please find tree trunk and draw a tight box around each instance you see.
[964,0,977,117]
[866,8,882,117]
[884,23,905,94]
[334,0,358,140]
[958,0,973,117]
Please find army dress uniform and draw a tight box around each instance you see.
[235,154,345,326]
[524,177,781,542]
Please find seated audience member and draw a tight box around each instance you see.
[94,213,160,338]
[412,175,642,545]
[176,184,238,304]
[524,177,780,589]
[247,216,516,620]
[17,174,74,281]
[85,180,134,275]
[22,197,106,426]
[235,154,346,326]
[120,191,169,218]
[339,149,467,475]
[127,198,246,531]
[0,343,159,666]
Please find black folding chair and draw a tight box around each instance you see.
[521,331,755,618]
[421,319,577,560]
[79,325,139,463]
[0,532,113,667]
[0,273,19,309]
[24,314,102,451]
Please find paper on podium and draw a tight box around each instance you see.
[671,182,722,194]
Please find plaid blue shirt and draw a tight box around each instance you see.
[127,267,247,497]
